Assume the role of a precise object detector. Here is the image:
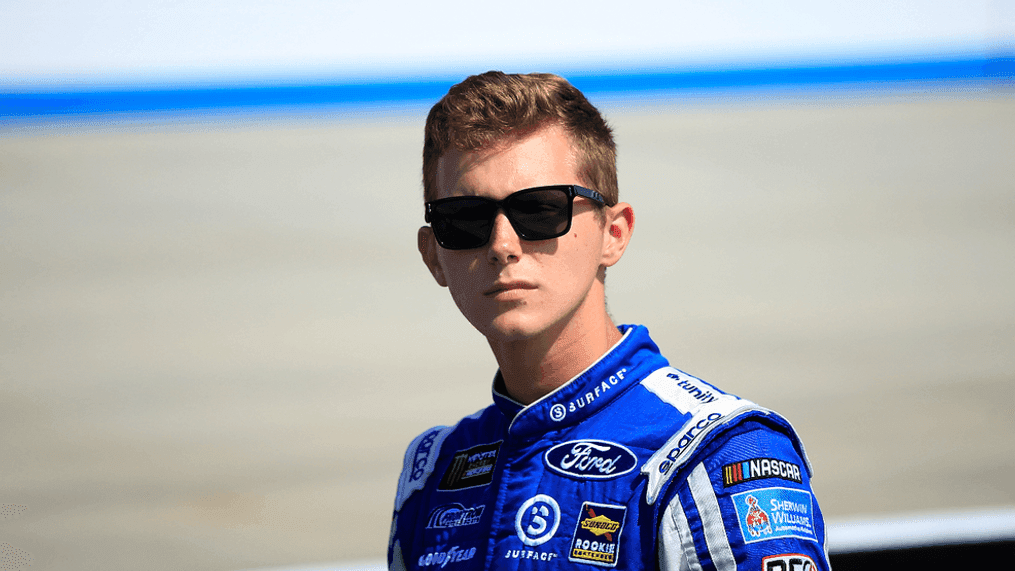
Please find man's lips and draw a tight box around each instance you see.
[484,281,537,296]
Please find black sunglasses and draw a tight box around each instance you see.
[424,185,607,250]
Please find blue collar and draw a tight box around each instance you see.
[491,324,669,438]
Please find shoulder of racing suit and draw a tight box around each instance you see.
[640,367,830,571]
[637,366,814,505]
[393,408,491,511]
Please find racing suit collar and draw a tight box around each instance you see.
[491,324,669,438]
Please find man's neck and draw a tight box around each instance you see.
[489,313,623,406]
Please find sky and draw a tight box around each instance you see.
[2,0,1013,87]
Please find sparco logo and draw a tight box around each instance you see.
[762,554,816,571]
[411,430,440,481]
[544,440,638,480]
[658,412,724,474]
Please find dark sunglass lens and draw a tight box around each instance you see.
[431,199,496,249]
[507,189,571,238]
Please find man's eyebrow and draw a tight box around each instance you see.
[444,187,481,198]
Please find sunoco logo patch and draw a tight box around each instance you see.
[438,441,501,491]
[569,502,626,568]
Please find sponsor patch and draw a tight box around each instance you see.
[658,412,725,474]
[544,440,638,480]
[723,458,803,487]
[569,502,627,567]
[501,549,560,562]
[733,487,818,544]
[438,441,501,491]
[410,429,441,483]
[666,372,720,404]
[555,368,628,421]
[762,554,817,571]
[550,404,567,422]
[515,495,561,547]
[417,546,477,567]
[426,503,485,529]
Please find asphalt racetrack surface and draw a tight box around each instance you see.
[2,90,1013,570]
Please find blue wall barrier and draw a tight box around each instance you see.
[2,54,1012,120]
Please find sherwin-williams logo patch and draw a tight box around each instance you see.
[732,488,818,544]
[544,440,638,480]
[569,502,627,567]
[722,458,803,487]
[438,441,501,491]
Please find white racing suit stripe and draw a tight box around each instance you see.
[659,496,700,571]
[689,462,738,571]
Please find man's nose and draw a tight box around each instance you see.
[487,210,521,264]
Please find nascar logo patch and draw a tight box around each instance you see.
[722,458,803,487]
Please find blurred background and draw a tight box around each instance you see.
[2,1,1013,570]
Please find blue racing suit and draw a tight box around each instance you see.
[389,325,830,570]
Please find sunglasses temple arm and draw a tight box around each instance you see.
[575,186,606,205]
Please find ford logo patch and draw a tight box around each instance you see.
[544,440,638,480]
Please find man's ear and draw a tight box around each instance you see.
[601,202,635,269]
[418,226,448,287]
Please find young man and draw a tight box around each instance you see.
[389,72,830,571]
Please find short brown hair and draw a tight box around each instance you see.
[422,71,617,205]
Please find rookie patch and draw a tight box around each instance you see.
[568,502,627,567]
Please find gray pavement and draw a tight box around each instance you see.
[1,92,1013,570]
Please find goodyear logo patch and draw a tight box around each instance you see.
[722,458,803,487]
[417,546,477,568]
[569,502,626,568]
[732,487,817,544]
[438,441,501,491]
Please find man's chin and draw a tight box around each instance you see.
[476,315,547,344]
